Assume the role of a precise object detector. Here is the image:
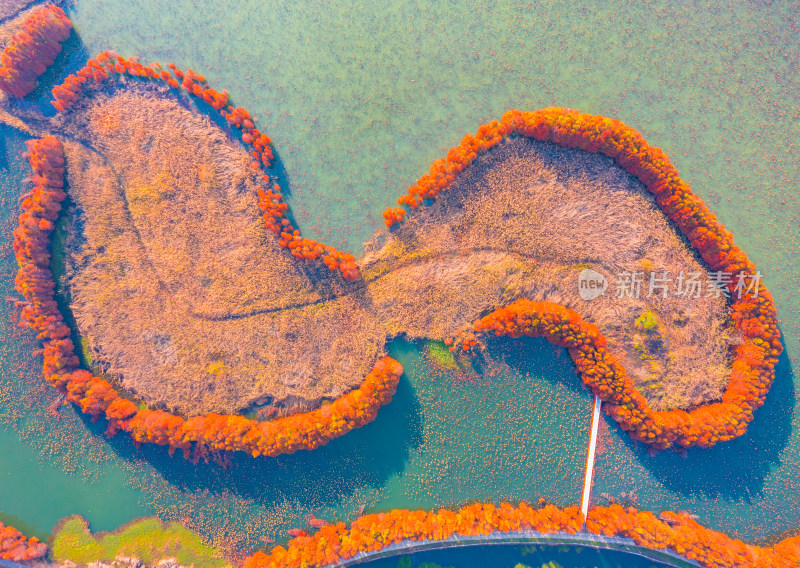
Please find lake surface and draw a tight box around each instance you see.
[337,541,694,568]
[0,0,798,559]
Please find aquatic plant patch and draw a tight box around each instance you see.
[50,515,229,568]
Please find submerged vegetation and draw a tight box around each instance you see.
[423,341,459,370]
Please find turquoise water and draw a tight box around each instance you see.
[343,542,688,568]
[1,0,799,558]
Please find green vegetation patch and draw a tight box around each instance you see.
[422,340,459,370]
[634,311,660,333]
[50,516,229,568]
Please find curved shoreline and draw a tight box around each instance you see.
[11,106,781,456]
[242,502,800,568]
[325,531,701,568]
[50,52,361,282]
[387,108,782,450]
[3,14,781,455]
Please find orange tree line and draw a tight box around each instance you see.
[385,107,781,450]
[8,31,780,455]
[48,50,360,281]
[12,136,402,459]
[242,501,800,568]
[0,522,47,562]
[13,110,781,456]
[0,5,72,97]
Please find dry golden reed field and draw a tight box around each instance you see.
[58,85,730,417]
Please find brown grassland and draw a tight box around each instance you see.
[58,84,731,416]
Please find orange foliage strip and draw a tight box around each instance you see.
[0,5,72,97]
[0,522,47,562]
[244,502,584,568]
[112,356,401,459]
[13,136,401,458]
[387,108,780,450]
[51,52,228,113]
[474,298,776,451]
[475,299,776,448]
[587,505,800,568]
[50,51,360,281]
[242,502,800,568]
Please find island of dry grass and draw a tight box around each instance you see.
[52,83,733,417]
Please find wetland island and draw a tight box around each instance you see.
[1,2,798,568]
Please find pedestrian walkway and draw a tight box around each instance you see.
[581,395,602,520]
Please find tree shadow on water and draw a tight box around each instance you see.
[615,337,796,501]
[30,22,425,511]
[0,124,24,172]
[90,371,423,508]
[482,334,594,398]
[22,24,90,111]
[466,332,796,503]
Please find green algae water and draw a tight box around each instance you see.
[1,0,799,562]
